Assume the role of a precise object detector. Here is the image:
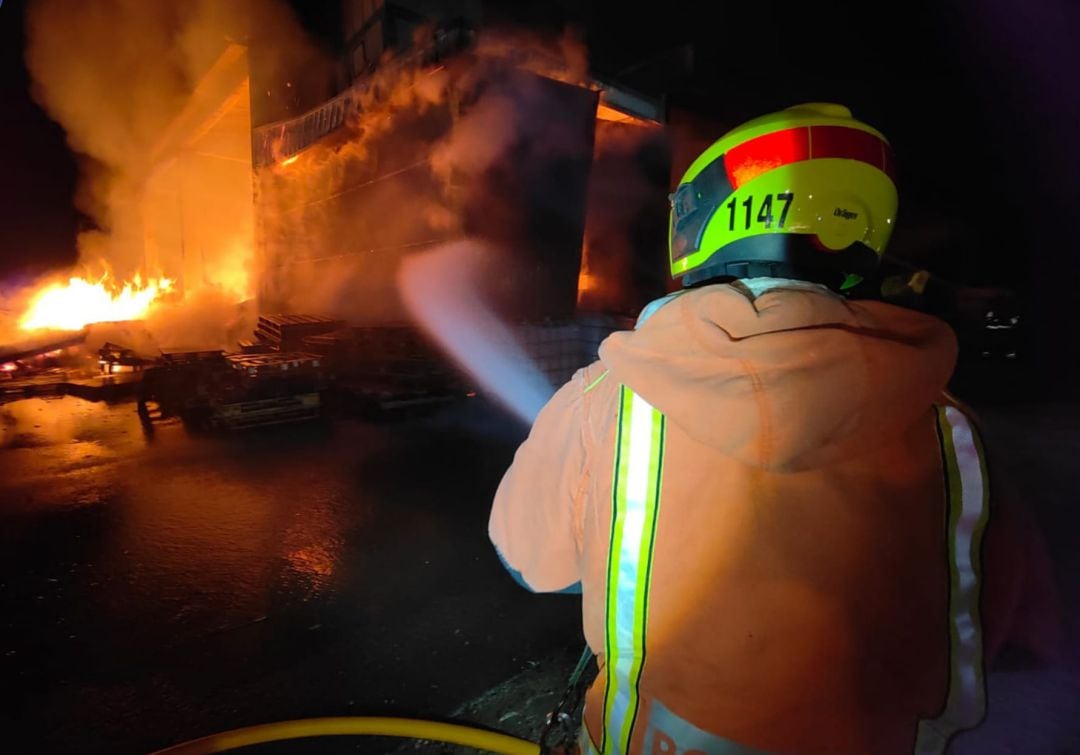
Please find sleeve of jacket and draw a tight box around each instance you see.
[488,369,589,593]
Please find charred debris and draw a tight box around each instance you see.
[0,315,472,430]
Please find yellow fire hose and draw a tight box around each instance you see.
[151,716,540,755]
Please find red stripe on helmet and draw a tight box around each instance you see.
[881,138,896,180]
[724,128,810,189]
[724,125,895,188]
[810,125,895,180]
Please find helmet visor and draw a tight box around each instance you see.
[670,157,735,263]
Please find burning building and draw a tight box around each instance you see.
[243,1,672,385]
[250,10,668,318]
[12,0,701,398]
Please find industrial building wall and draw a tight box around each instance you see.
[142,78,256,301]
[254,97,454,322]
[578,118,670,316]
[461,70,598,322]
[341,1,482,80]
[253,65,597,326]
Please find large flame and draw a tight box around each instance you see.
[18,275,174,332]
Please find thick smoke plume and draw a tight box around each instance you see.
[20,0,325,348]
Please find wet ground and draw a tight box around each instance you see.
[3,395,1080,754]
[0,397,583,754]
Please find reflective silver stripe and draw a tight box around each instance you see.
[579,723,601,755]
[601,386,665,754]
[915,405,990,754]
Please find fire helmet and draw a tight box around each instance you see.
[669,103,897,289]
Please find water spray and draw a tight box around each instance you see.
[399,240,555,425]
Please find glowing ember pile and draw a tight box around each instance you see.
[18,275,174,332]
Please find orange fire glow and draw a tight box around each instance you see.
[18,275,174,332]
[596,103,652,125]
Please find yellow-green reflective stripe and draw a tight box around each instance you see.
[600,386,632,754]
[585,370,610,394]
[915,406,990,754]
[601,386,665,755]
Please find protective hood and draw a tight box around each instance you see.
[598,280,957,471]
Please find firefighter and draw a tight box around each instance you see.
[489,103,1059,754]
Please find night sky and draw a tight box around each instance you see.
[0,0,79,283]
[1,0,1077,374]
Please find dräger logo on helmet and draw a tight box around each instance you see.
[833,207,859,220]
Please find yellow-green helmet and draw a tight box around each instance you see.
[669,103,897,288]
